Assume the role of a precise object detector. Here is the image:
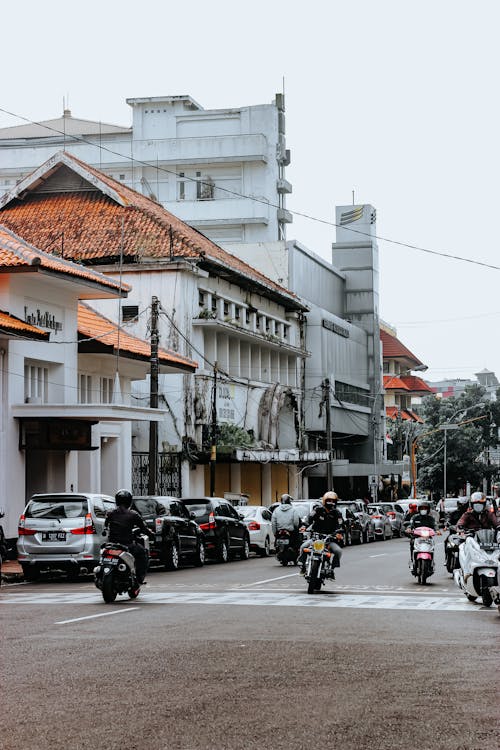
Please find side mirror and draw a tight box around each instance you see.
[238,513,245,520]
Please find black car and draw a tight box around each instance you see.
[180,497,251,562]
[132,496,205,570]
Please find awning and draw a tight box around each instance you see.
[12,403,168,422]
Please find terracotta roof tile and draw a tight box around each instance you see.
[383,375,411,391]
[400,375,433,393]
[0,152,304,311]
[0,224,129,294]
[380,328,424,368]
[385,406,423,423]
[78,303,197,371]
[0,309,49,340]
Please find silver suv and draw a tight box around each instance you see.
[18,493,115,580]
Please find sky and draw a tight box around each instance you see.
[2,0,499,383]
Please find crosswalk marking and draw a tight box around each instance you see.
[1,590,494,612]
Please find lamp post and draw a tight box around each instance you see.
[440,423,459,500]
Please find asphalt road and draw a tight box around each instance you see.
[1,536,498,750]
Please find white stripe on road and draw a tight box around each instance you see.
[369,554,388,558]
[243,572,300,586]
[2,590,495,613]
[55,607,139,625]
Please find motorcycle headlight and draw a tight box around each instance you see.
[313,540,325,552]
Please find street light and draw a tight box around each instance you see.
[410,402,487,499]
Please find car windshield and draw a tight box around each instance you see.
[381,504,394,513]
[338,503,357,512]
[367,506,382,514]
[133,498,166,516]
[25,496,89,519]
[238,507,256,518]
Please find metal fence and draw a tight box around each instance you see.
[131,452,182,497]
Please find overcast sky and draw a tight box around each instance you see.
[2,0,499,383]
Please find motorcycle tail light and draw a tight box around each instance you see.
[247,521,260,531]
[387,512,396,517]
[104,549,121,558]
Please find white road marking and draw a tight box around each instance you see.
[2,590,495,613]
[55,607,139,625]
[243,572,299,586]
[369,554,388,558]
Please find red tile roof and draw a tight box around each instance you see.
[0,224,129,296]
[383,375,410,391]
[380,328,424,368]
[0,152,305,312]
[0,309,49,340]
[78,303,197,372]
[386,406,423,423]
[400,375,433,393]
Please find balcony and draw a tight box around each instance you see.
[133,133,269,166]
[166,197,270,227]
[192,317,307,357]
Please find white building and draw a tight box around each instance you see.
[0,93,291,245]
[0,224,196,539]
[0,152,314,506]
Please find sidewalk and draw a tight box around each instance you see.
[1,559,24,583]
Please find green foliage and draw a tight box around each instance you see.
[416,385,500,496]
[217,423,256,449]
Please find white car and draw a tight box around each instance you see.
[237,506,275,557]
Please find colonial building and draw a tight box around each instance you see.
[0,93,291,245]
[0,152,311,505]
[0,224,196,539]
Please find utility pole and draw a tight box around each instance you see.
[148,296,159,495]
[323,379,333,489]
[209,362,218,497]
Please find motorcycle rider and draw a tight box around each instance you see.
[406,499,438,561]
[104,489,154,585]
[299,491,344,573]
[457,491,500,533]
[403,502,418,527]
[443,497,469,564]
[271,494,301,551]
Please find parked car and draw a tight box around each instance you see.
[291,500,322,525]
[180,497,250,562]
[236,505,275,556]
[366,505,393,541]
[17,493,116,580]
[337,500,376,543]
[132,496,205,570]
[338,506,361,546]
[379,502,405,537]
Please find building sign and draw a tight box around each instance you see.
[24,303,63,333]
[217,383,236,423]
[322,319,350,338]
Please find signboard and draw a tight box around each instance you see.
[24,299,64,334]
[217,383,236,423]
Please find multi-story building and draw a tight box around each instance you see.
[0,93,291,245]
[0,151,312,505]
[0,223,196,539]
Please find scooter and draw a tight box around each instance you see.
[94,529,149,603]
[444,524,465,575]
[454,529,500,609]
[275,528,299,566]
[408,526,436,584]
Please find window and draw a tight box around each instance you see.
[100,377,114,404]
[198,291,205,307]
[122,305,139,323]
[119,174,126,181]
[24,364,48,403]
[223,301,229,316]
[245,309,250,325]
[283,325,289,340]
[211,296,217,313]
[234,306,241,321]
[79,374,93,404]
[334,381,370,408]
[177,172,185,200]
[265,318,270,332]
[256,316,261,330]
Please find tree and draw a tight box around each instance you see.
[415,385,499,497]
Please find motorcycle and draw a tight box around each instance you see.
[444,524,465,575]
[454,528,500,609]
[408,526,436,584]
[275,528,299,566]
[303,532,341,594]
[94,529,149,603]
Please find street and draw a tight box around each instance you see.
[1,537,498,750]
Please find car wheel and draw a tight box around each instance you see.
[165,541,180,571]
[217,536,229,563]
[193,540,205,567]
[259,536,271,557]
[240,536,251,560]
[358,530,364,545]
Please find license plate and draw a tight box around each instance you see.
[42,531,66,542]
[103,557,118,565]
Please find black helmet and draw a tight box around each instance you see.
[115,489,133,507]
[280,494,293,505]
[418,500,431,514]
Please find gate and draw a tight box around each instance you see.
[131,452,182,497]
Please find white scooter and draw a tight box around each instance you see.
[454,529,500,609]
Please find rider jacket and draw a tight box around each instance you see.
[307,506,344,535]
[271,504,301,534]
[105,506,150,546]
[409,513,436,530]
[457,508,499,532]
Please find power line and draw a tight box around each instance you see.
[0,105,499,272]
